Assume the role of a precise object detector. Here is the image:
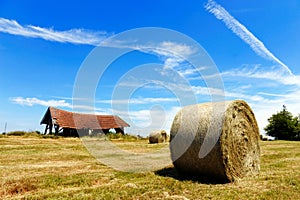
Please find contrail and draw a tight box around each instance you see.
[205,0,293,75]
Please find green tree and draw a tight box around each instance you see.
[264,105,299,140]
[294,114,300,140]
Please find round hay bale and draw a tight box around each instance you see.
[170,100,260,182]
[149,130,167,144]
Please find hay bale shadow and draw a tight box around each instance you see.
[155,166,229,184]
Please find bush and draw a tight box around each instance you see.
[41,134,61,139]
[7,131,27,136]
[6,131,41,137]
[106,132,138,141]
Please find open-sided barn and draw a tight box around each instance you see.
[40,107,130,137]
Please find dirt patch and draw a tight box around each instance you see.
[1,178,37,196]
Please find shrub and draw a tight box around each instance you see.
[6,131,41,137]
[106,132,138,141]
[7,131,27,136]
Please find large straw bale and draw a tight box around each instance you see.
[170,100,260,182]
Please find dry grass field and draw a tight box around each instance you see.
[0,134,299,199]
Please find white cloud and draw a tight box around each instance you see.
[249,90,300,133]
[138,41,195,60]
[192,84,266,102]
[0,17,201,79]
[9,96,180,136]
[5,14,299,137]
[178,67,204,77]
[98,97,178,105]
[194,84,300,134]
[191,83,296,133]
[9,97,110,113]
[0,17,109,45]
[10,97,71,108]
[221,65,300,86]
[204,0,293,75]
[105,40,195,61]
[103,38,198,72]
[116,106,181,136]
[144,41,197,73]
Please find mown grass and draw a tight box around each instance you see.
[0,135,299,199]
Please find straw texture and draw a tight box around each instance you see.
[170,100,260,182]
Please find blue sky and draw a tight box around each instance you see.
[1,0,300,136]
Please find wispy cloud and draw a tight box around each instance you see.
[133,41,197,72]
[103,39,197,70]
[221,65,300,86]
[9,96,181,135]
[147,41,196,69]
[0,17,109,45]
[10,97,111,114]
[193,82,300,132]
[142,41,195,60]
[0,17,198,75]
[191,85,265,102]
[204,0,293,75]
[249,89,300,132]
[10,97,71,108]
[98,97,178,105]
[114,106,181,135]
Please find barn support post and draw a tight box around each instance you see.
[44,124,49,135]
[54,125,59,135]
[115,127,124,135]
[102,129,110,134]
[49,123,53,134]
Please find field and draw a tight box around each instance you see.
[0,135,299,199]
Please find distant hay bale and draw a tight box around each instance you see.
[170,100,260,182]
[149,130,167,144]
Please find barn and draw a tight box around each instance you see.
[40,107,130,137]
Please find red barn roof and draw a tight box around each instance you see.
[40,107,130,130]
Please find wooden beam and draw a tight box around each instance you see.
[49,123,53,135]
[115,127,124,135]
[44,124,48,135]
[54,125,59,135]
